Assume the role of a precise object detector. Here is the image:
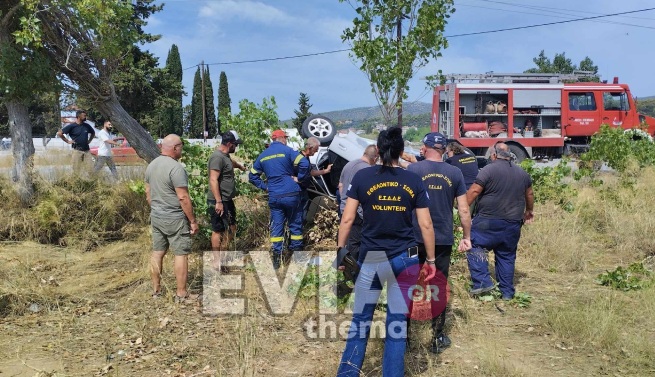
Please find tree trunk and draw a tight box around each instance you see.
[6,100,35,205]
[95,90,160,163]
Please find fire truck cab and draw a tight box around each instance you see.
[431,73,655,161]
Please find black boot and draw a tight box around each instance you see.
[271,253,281,270]
[430,313,451,354]
[430,332,451,354]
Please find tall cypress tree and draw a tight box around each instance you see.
[204,67,218,138]
[160,44,183,136]
[292,93,313,134]
[190,67,204,138]
[217,71,231,134]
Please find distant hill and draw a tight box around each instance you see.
[317,102,431,123]
[282,102,432,127]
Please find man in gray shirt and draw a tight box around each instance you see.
[145,134,199,303]
[337,144,377,258]
[465,142,534,300]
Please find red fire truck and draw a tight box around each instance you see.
[430,72,655,161]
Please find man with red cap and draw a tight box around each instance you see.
[249,129,310,268]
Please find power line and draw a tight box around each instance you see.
[458,2,655,29]
[446,7,655,37]
[183,48,350,70]
[182,6,655,70]
[478,0,655,21]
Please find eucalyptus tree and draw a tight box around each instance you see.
[0,0,58,203]
[16,0,163,161]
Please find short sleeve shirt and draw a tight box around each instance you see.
[408,161,466,245]
[347,166,430,261]
[446,153,478,190]
[207,150,236,201]
[474,160,532,221]
[97,129,113,157]
[62,122,95,150]
[338,159,370,217]
[145,155,189,219]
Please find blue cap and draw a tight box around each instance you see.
[422,132,448,149]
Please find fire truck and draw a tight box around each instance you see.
[430,72,655,161]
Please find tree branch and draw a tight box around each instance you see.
[0,3,22,29]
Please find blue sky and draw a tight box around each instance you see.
[144,0,655,120]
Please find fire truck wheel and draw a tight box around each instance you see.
[302,115,336,146]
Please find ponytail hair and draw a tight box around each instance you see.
[377,126,404,174]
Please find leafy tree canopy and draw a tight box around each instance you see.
[340,0,455,125]
[525,50,599,82]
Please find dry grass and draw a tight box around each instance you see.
[1,164,655,376]
[0,174,149,246]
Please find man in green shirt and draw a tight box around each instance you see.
[207,130,246,270]
[145,134,199,303]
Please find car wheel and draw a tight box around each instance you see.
[302,115,336,146]
[508,144,528,162]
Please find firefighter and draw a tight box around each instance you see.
[249,129,311,269]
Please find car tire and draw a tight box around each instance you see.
[508,144,528,162]
[302,115,336,146]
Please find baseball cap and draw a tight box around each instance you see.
[222,130,243,145]
[422,132,448,149]
[271,129,287,139]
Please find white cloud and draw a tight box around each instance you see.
[199,0,294,25]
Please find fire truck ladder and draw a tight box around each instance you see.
[442,87,456,137]
[443,71,598,84]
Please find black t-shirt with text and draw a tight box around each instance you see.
[347,166,430,261]
[446,153,478,190]
[408,160,466,245]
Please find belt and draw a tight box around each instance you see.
[207,198,232,204]
[72,144,89,151]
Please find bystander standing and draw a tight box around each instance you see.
[145,134,199,303]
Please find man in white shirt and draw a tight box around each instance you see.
[93,120,120,179]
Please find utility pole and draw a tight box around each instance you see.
[396,16,403,128]
[200,61,207,142]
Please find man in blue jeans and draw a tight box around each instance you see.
[465,142,534,300]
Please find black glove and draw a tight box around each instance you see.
[334,247,360,284]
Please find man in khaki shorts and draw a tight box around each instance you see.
[145,134,199,302]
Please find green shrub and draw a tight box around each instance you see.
[520,158,576,211]
[596,262,652,291]
[580,124,655,173]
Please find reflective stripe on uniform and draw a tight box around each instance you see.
[293,154,304,166]
[270,236,284,242]
[290,234,303,240]
[261,153,285,162]
[250,167,260,174]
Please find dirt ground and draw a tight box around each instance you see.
[0,223,653,376]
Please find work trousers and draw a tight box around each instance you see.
[466,217,522,298]
[269,194,303,254]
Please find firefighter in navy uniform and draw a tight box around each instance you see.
[249,129,310,269]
